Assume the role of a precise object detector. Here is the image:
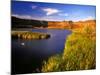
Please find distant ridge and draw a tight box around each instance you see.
[11,16,48,28]
[12,16,96,29]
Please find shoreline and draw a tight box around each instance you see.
[12,27,71,31]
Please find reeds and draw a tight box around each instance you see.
[12,31,50,40]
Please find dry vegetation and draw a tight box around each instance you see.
[12,31,50,40]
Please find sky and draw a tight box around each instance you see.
[11,1,96,21]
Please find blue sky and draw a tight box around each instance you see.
[12,1,96,21]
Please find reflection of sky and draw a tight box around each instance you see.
[12,1,96,21]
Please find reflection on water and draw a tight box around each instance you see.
[11,29,71,74]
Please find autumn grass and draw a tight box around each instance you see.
[42,25,96,72]
[12,31,50,40]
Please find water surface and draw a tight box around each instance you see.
[12,29,71,74]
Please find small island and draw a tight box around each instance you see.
[11,31,50,40]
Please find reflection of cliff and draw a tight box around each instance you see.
[48,20,96,29]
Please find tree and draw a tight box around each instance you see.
[69,21,73,29]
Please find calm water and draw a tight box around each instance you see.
[11,29,71,74]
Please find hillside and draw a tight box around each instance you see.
[48,20,96,29]
[11,16,48,28]
[48,21,71,29]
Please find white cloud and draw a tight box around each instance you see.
[42,8,60,16]
[31,5,37,9]
[82,16,95,21]
[58,13,68,16]
[12,14,62,21]
[12,14,33,19]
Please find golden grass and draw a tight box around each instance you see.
[42,24,96,72]
[12,31,50,40]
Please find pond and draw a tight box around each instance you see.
[11,29,71,74]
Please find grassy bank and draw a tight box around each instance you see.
[12,31,50,40]
[42,24,96,72]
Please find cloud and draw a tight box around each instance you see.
[82,16,95,21]
[12,14,33,19]
[31,5,37,9]
[58,13,68,16]
[42,8,60,16]
[12,14,62,21]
